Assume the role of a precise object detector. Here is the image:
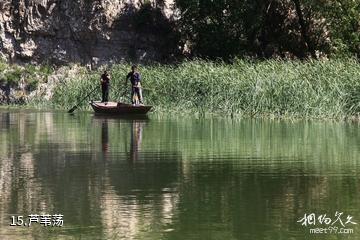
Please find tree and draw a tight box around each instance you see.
[174,0,359,59]
[293,0,317,58]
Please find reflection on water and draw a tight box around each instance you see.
[0,111,360,240]
[130,121,145,163]
[101,120,109,154]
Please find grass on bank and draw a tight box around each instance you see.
[50,59,360,119]
[0,61,54,91]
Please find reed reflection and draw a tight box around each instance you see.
[0,112,10,130]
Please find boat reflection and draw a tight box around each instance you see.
[129,120,144,163]
[92,116,182,239]
[93,113,149,121]
[99,117,146,163]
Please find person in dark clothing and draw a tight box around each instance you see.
[100,71,110,102]
[125,65,143,104]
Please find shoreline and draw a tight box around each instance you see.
[2,105,360,123]
[1,59,360,120]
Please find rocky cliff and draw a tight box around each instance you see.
[0,0,176,66]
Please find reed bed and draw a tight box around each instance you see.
[50,59,360,118]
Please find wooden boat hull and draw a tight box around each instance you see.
[90,101,152,115]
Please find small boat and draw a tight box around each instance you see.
[90,101,152,115]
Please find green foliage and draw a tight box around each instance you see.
[24,64,53,91]
[174,0,360,59]
[311,0,360,57]
[0,63,52,94]
[51,59,360,119]
[3,67,22,86]
[51,70,101,109]
[0,60,7,73]
[26,78,39,92]
[39,65,54,76]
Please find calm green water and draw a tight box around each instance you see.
[0,110,360,240]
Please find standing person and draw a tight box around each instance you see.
[100,70,110,102]
[125,65,143,105]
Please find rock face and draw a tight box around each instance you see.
[0,0,176,66]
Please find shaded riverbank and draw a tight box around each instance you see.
[1,59,360,119]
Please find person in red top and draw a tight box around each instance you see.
[100,70,110,102]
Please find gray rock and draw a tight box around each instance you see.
[0,0,177,65]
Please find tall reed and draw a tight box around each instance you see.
[50,59,360,118]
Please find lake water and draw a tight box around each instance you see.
[0,110,360,240]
